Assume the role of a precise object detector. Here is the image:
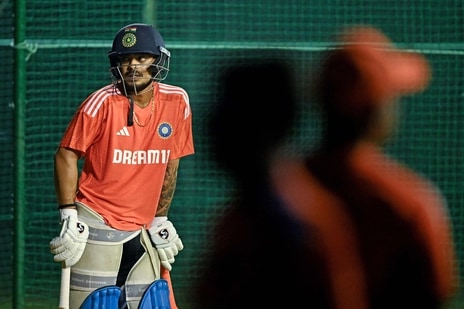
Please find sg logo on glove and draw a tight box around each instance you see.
[158,228,170,240]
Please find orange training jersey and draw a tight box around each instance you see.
[59,82,194,230]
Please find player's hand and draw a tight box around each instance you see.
[149,217,184,271]
[49,208,89,267]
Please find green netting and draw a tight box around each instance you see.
[1,0,463,308]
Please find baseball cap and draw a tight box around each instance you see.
[318,25,431,114]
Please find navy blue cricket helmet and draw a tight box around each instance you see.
[108,23,170,82]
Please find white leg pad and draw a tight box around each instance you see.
[69,203,140,309]
[124,229,162,309]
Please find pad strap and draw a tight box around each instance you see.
[76,202,140,245]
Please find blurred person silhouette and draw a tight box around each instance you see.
[194,58,336,308]
[271,25,459,309]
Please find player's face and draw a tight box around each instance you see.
[118,53,157,93]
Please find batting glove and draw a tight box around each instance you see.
[49,208,89,267]
[148,217,184,271]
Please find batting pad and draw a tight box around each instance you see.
[138,279,171,309]
[79,285,121,309]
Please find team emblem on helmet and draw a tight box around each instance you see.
[122,33,137,48]
[158,122,172,139]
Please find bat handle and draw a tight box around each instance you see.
[59,265,71,309]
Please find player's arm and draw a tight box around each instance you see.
[54,147,81,207]
[156,158,179,216]
[50,147,89,267]
[149,158,183,271]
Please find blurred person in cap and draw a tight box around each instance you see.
[49,23,194,308]
[271,25,459,309]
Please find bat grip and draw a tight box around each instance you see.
[59,265,71,309]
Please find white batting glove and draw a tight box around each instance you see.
[148,217,184,271]
[49,208,89,268]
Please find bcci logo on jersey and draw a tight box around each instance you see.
[158,122,172,139]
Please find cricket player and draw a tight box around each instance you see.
[49,23,194,308]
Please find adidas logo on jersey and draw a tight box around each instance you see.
[116,127,130,136]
